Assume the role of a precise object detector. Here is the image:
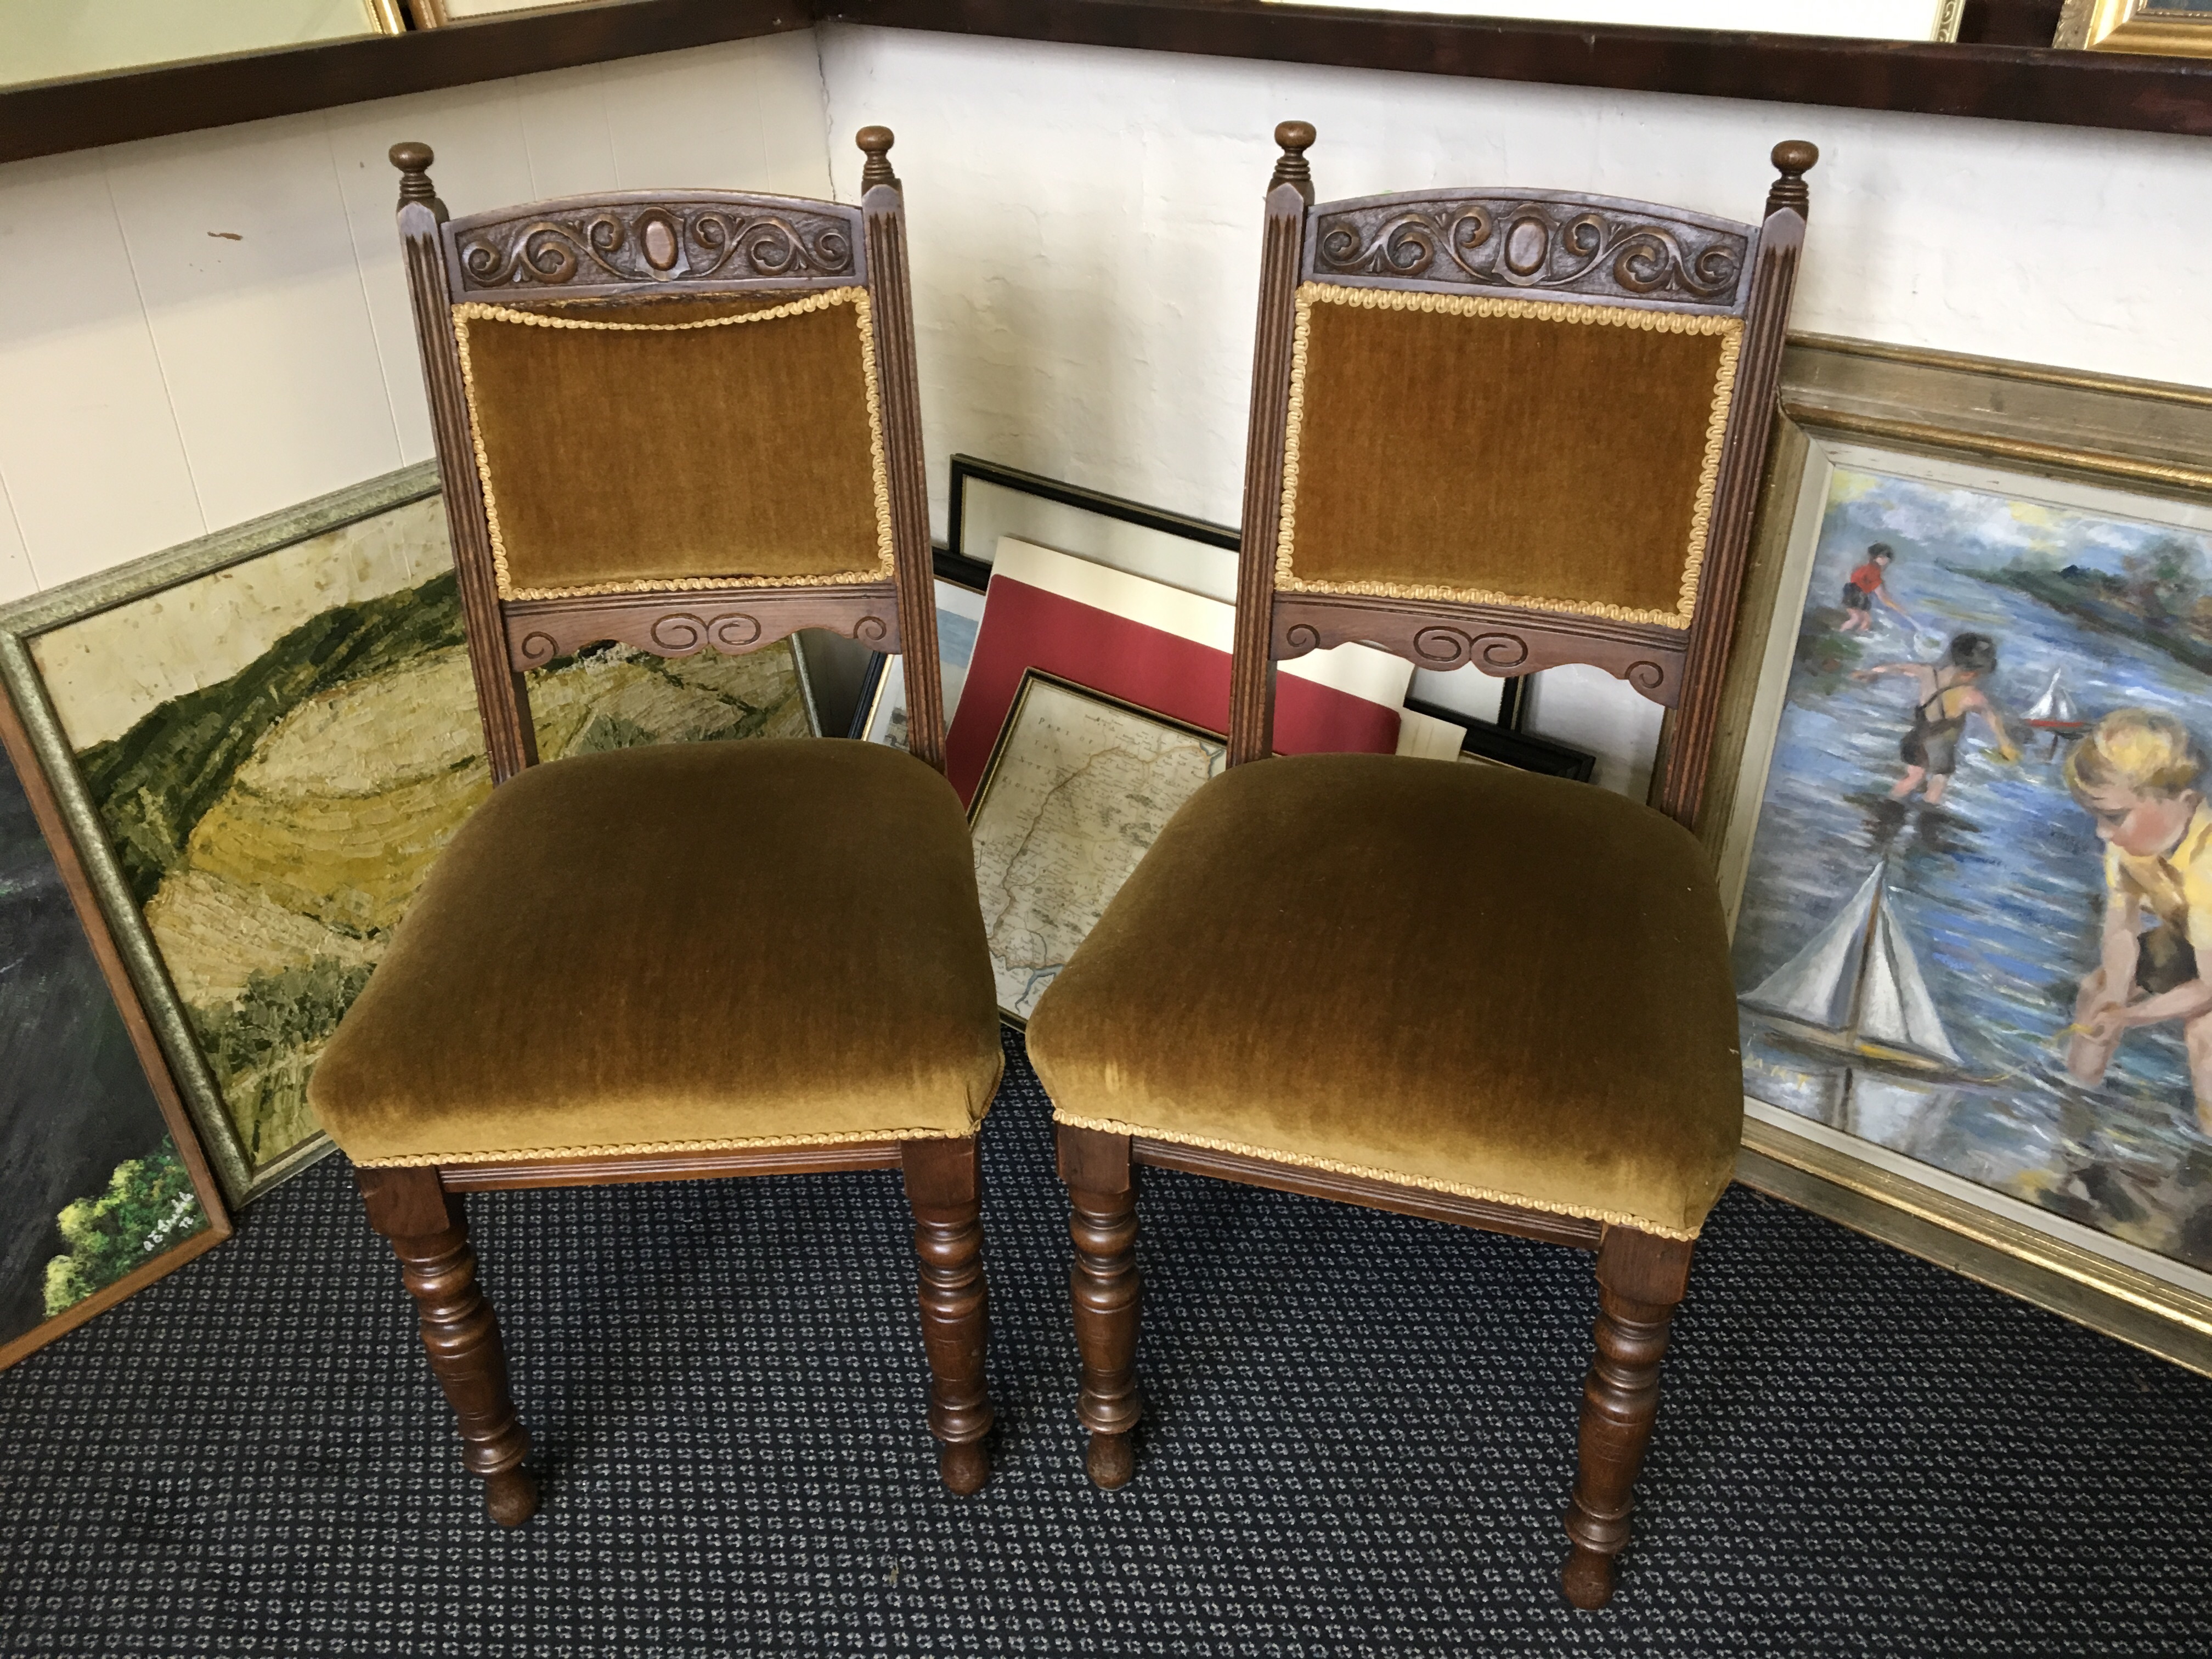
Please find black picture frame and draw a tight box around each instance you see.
[1403,697,1594,781]
[943,454,1529,730]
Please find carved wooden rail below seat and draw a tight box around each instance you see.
[503,582,902,670]
[1269,591,1686,704]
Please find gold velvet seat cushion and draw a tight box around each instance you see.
[310,740,1002,1167]
[1024,754,1742,1239]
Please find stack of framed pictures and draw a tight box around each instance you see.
[942,456,1528,730]
[0,465,820,1206]
[853,458,1593,1024]
[1710,335,2212,1375]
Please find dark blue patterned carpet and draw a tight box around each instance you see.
[4,1030,2210,1656]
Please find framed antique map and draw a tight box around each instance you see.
[968,672,1226,1025]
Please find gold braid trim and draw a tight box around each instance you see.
[353,1123,973,1169]
[1048,1110,1705,1240]
[451,287,896,603]
[1277,282,1744,632]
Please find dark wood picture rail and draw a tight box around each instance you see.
[822,0,2212,136]
[3,0,2208,164]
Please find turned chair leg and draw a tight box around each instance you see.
[1561,1226,1694,1609]
[355,1167,537,1527]
[1057,1124,1141,1489]
[901,1138,995,1494]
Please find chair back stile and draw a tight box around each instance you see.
[388,131,947,785]
[1227,125,1815,830]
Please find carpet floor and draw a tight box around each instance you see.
[4,1031,2211,1656]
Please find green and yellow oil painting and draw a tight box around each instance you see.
[32,494,810,1181]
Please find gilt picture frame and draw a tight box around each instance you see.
[1707,334,2212,1375]
[2055,0,2212,54]
[0,465,817,1204]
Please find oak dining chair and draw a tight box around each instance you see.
[307,130,1001,1525]
[1027,122,1814,1607]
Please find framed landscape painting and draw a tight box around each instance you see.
[0,680,228,1370]
[1713,336,2212,1374]
[0,465,815,1202]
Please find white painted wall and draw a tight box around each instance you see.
[814,22,2212,792]
[0,30,833,602]
[8,24,2210,791]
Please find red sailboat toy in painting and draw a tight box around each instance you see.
[2024,669,2088,757]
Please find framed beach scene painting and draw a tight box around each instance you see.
[0,466,816,1202]
[1719,359,2212,1372]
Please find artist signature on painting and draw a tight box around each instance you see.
[140,1190,201,1254]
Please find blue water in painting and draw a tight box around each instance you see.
[1733,466,2212,1273]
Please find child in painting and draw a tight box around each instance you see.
[2063,709,2212,1133]
[1854,631,2018,805]
[1837,543,1916,634]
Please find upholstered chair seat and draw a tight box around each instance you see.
[1026,753,1739,1242]
[314,741,1002,1170]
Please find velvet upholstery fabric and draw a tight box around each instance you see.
[1024,753,1743,1238]
[1283,291,1735,626]
[455,290,887,596]
[310,741,1001,1166]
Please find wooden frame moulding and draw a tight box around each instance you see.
[1132,1136,1604,1248]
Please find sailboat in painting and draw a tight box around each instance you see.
[2024,669,2087,755]
[1742,865,1971,1077]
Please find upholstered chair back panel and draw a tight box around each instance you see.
[454,287,890,600]
[1279,286,1740,629]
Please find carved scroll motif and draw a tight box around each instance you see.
[1310,196,1748,305]
[1273,595,1684,706]
[504,588,896,672]
[456,202,859,292]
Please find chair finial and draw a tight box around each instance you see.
[1767,140,1817,218]
[390,141,438,206]
[857,126,900,193]
[1270,121,1316,200]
